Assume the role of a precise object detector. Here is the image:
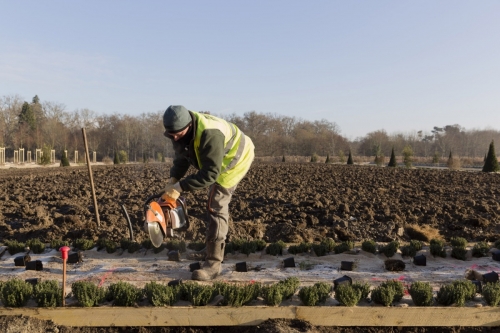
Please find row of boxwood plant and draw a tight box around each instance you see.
[336,279,500,307]
[1,277,499,308]
[2,238,189,256]
[264,238,500,259]
[4,237,499,258]
[360,238,499,260]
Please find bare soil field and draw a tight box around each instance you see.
[1,163,499,244]
[0,163,499,333]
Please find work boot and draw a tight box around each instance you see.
[191,241,224,281]
[186,247,206,261]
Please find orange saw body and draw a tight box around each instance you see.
[144,195,189,248]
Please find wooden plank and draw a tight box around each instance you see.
[296,307,500,327]
[0,307,296,327]
[0,307,499,327]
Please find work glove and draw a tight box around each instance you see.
[161,182,182,201]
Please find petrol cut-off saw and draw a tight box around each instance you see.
[143,194,189,248]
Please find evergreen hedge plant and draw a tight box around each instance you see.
[34,280,62,307]
[213,282,262,307]
[107,281,141,306]
[381,280,405,302]
[288,242,312,254]
[451,247,468,261]
[409,281,434,306]
[352,282,371,299]
[178,282,215,306]
[50,239,69,250]
[400,240,422,257]
[5,240,26,255]
[187,241,206,251]
[471,242,490,258]
[261,283,283,306]
[378,241,399,258]
[320,238,336,253]
[371,285,395,306]
[436,280,476,307]
[73,238,95,251]
[334,241,354,254]
[166,239,187,253]
[298,282,331,306]
[143,281,178,306]
[266,240,286,256]
[141,239,153,250]
[1,278,33,307]
[361,240,377,254]
[450,237,467,248]
[71,281,106,307]
[312,243,327,256]
[430,239,447,258]
[482,282,500,306]
[26,238,46,254]
[335,284,362,306]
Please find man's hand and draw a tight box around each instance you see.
[169,177,178,184]
[161,182,182,201]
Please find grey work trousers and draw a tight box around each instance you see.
[206,183,237,243]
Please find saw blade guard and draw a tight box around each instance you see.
[143,194,189,247]
[145,201,167,234]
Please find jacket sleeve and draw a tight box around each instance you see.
[179,129,225,191]
[169,150,191,181]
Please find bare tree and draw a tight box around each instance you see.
[358,130,390,156]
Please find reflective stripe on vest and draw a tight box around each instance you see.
[192,112,247,174]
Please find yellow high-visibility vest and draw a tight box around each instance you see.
[192,112,254,188]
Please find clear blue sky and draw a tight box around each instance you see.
[1,1,499,139]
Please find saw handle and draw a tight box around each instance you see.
[143,193,177,215]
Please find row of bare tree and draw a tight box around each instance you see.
[1,94,499,162]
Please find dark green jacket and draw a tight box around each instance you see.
[169,112,226,191]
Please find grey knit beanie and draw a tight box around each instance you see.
[163,105,192,133]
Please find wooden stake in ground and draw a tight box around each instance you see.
[59,246,70,306]
[82,127,101,228]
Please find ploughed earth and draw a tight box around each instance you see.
[0,163,500,333]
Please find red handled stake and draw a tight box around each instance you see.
[59,246,70,306]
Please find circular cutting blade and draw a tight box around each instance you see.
[147,222,164,248]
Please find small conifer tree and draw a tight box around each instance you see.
[310,153,318,163]
[374,145,384,166]
[338,150,346,163]
[282,155,285,162]
[113,151,120,165]
[347,150,353,165]
[482,140,499,172]
[388,147,397,167]
[402,145,413,168]
[432,151,440,164]
[60,150,70,167]
[325,153,331,164]
[447,151,461,170]
[40,144,52,165]
[117,150,128,163]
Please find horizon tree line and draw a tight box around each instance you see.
[0,94,499,163]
